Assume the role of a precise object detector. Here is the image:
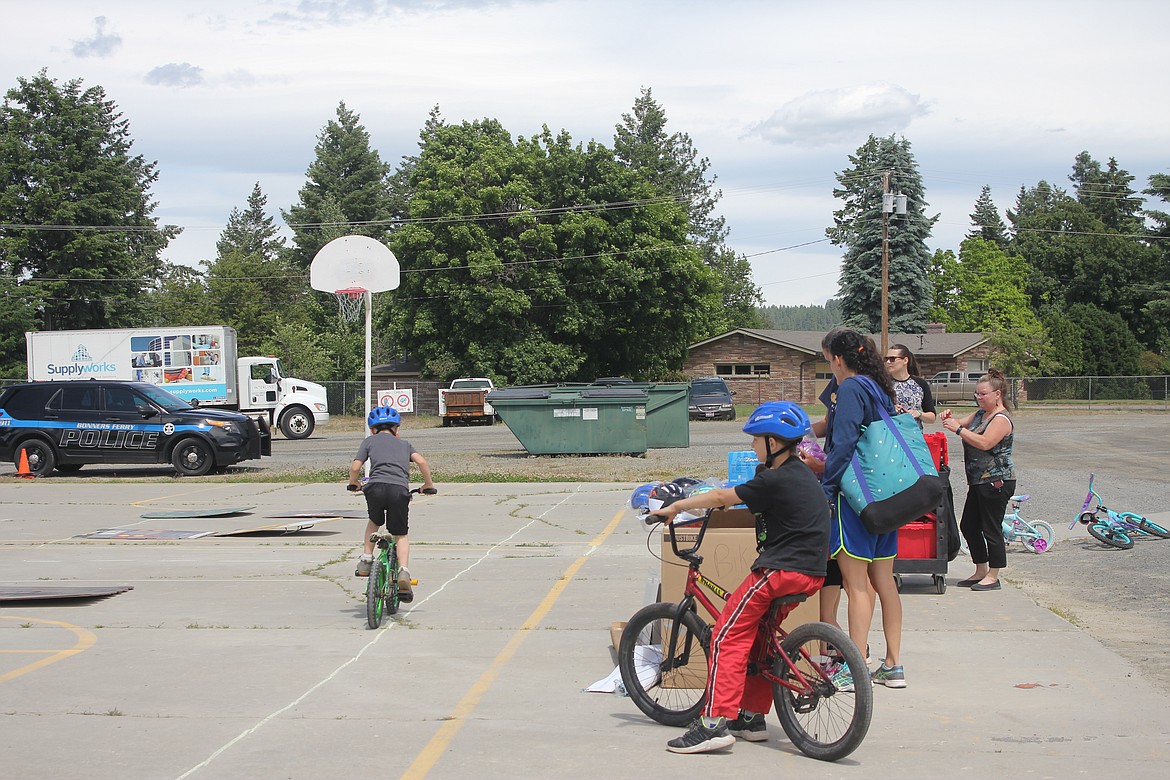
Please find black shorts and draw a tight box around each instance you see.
[363,482,410,536]
[823,557,843,588]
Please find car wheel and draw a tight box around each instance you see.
[16,440,56,476]
[279,406,314,439]
[171,438,214,477]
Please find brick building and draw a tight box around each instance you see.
[683,329,993,405]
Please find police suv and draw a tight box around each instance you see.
[0,380,271,477]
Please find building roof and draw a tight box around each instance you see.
[690,329,989,358]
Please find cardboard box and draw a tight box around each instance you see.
[610,621,626,651]
[659,508,821,687]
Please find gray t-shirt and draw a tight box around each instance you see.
[354,432,417,487]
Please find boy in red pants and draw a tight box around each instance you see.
[649,401,830,753]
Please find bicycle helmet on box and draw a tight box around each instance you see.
[368,405,401,429]
[646,482,686,514]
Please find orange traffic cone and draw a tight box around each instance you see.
[16,448,36,479]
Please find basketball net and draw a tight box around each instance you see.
[334,287,367,324]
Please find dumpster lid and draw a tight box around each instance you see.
[580,388,649,399]
[486,388,550,400]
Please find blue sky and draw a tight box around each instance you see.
[4,0,1167,306]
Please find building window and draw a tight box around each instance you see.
[815,360,832,380]
[715,363,771,377]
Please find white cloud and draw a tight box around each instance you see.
[71,16,122,58]
[752,84,930,146]
[144,63,205,88]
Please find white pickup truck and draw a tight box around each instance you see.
[438,378,496,426]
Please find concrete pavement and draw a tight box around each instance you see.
[1,480,1168,779]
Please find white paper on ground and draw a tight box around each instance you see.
[585,644,662,692]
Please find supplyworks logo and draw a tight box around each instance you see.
[45,344,118,377]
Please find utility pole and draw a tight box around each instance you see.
[881,171,891,355]
[880,172,907,355]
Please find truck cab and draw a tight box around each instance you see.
[928,371,987,404]
[237,357,329,439]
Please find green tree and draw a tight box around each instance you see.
[1011,154,1159,350]
[283,102,394,271]
[966,185,1009,248]
[827,134,936,333]
[1067,303,1142,377]
[143,262,213,327]
[386,119,720,383]
[202,184,305,354]
[0,71,177,331]
[1142,171,1170,355]
[613,87,762,330]
[0,274,37,375]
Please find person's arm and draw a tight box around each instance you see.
[917,378,937,424]
[410,451,435,489]
[810,416,827,438]
[347,459,364,489]
[940,408,976,433]
[649,486,741,523]
[820,379,869,493]
[954,414,1012,451]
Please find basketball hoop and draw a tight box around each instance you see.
[334,287,367,324]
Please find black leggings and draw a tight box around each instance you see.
[960,480,1014,569]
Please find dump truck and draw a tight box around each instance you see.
[438,377,496,426]
[25,326,328,439]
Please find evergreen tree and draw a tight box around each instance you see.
[613,87,762,329]
[387,105,446,222]
[1141,171,1170,355]
[201,184,305,355]
[966,185,1009,248]
[282,102,394,271]
[827,134,936,333]
[0,71,177,331]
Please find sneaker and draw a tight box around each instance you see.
[666,719,735,754]
[355,557,372,577]
[397,566,413,601]
[728,712,768,742]
[831,665,855,692]
[872,663,907,688]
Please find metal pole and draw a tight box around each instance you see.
[881,171,891,354]
[364,290,373,477]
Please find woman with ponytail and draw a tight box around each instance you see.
[818,328,907,690]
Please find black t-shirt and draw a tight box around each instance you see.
[734,456,831,576]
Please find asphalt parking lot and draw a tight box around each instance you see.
[3,412,1170,779]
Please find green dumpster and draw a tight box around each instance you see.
[641,383,690,449]
[487,387,648,455]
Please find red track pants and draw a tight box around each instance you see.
[703,568,824,720]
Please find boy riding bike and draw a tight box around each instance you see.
[648,401,831,754]
[349,406,435,601]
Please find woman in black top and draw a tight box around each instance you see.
[884,343,936,427]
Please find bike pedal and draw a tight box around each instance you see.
[410,579,418,585]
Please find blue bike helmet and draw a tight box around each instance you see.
[741,401,811,467]
[368,405,401,429]
[742,401,811,440]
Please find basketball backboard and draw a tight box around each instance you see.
[310,235,400,293]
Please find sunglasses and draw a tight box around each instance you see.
[884,355,904,362]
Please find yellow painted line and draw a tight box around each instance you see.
[400,508,625,780]
[0,616,96,684]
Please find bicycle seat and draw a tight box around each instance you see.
[771,594,808,606]
[1011,494,1030,502]
[369,530,395,544]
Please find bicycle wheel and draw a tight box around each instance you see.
[366,552,388,629]
[385,546,401,616]
[1023,521,1055,553]
[617,602,710,727]
[1087,522,1134,550]
[773,621,872,762]
[1133,516,1170,539]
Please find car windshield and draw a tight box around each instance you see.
[452,380,491,389]
[136,384,192,412]
[692,381,727,395]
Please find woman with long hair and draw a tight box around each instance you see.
[940,369,1015,591]
[885,343,936,427]
[819,328,906,690]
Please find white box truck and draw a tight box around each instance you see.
[25,326,329,439]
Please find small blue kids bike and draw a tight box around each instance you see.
[1070,473,1170,550]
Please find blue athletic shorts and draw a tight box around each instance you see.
[830,493,898,562]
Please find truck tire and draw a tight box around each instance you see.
[172,438,214,476]
[279,406,314,439]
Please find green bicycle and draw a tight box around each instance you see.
[353,485,436,629]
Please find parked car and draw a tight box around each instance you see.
[688,377,736,420]
[928,371,987,404]
[0,380,270,477]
